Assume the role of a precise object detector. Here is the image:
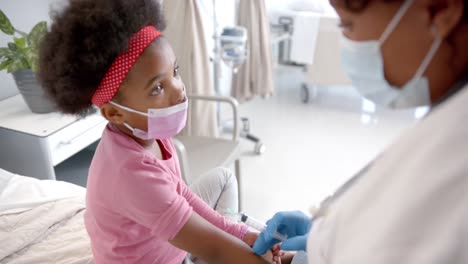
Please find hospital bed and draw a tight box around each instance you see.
[269,6,351,103]
[0,168,93,263]
[0,94,243,263]
[0,116,242,262]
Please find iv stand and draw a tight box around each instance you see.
[211,0,266,155]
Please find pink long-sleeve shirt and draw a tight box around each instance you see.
[84,124,248,264]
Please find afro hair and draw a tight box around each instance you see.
[38,0,166,116]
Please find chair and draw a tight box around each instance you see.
[173,94,243,207]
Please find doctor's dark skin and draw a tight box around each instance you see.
[99,37,186,148]
[331,0,468,102]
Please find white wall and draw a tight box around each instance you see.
[265,0,335,14]
[0,0,63,100]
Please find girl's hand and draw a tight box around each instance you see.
[253,211,312,255]
[279,251,295,264]
[243,232,282,264]
[243,231,259,247]
[269,244,283,264]
[261,248,281,264]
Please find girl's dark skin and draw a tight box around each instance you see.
[100,36,284,264]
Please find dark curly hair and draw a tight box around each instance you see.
[336,0,468,20]
[38,0,166,116]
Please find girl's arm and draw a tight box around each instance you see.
[180,180,247,239]
[170,211,270,264]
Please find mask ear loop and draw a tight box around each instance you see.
[123,123,136,132]
[108,101,147,133]
[109,101,148,116]
[379,0,415,45]
[430,25,438,36]
[413,36,443,81]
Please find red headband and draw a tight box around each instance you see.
[91,26,161,106]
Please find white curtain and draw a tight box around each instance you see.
[163,0,218,137]
[231,0,274,102]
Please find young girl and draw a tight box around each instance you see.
[38,0,283,263]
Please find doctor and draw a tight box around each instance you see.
[254,0,468,263]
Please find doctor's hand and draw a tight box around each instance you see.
[253,211,312,255]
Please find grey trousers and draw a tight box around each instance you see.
[183,167,240,264]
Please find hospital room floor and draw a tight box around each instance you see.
[55,66,422,222]
[236,65,422,221]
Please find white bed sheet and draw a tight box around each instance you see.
[0,169,92,263]
[0,168,85,215]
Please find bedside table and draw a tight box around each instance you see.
[0,95,107,180]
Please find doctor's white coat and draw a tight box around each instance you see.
[307,85,468,263]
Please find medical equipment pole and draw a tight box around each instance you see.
[212,0,221,94]
[211,0,266,154]
[212,0,224,133]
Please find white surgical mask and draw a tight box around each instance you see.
[339,0,442,109]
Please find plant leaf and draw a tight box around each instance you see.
[24,48,39,72]
[0,10,15,35]
[8,42,18,52]
[28,21,47,50]
[7,56,29,73]
[24,47,33,65]
[0,59,12,71]
[30,60,39,72]
[13,37,27,51]
[26,21,47,72]
[0,47,15,59]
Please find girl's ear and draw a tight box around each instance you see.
[100,103,126,125]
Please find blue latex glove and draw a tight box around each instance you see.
[252,211,312,255]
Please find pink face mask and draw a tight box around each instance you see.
[109,100,188,140]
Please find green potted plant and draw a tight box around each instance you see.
[0,9,55,113]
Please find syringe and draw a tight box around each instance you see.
[238,213,287,242]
